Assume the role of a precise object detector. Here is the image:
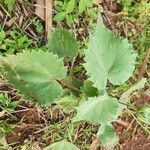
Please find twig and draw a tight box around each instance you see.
[126,118,135,132]
[0,4,38,41]
[90,138,100,150]
[137,47,150,81]
[129,110,150,135]
[115,119,130,128]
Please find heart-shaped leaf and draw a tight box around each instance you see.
[0,51,67,105]
[84,19,137,90]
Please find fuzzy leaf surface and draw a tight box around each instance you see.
[43,140,80,150]
[97,124,119,146]
[79,0,92,13]
[76,96,120,124]
[47,28,79,58]
[84,20,136,90]
[0,51,67,105]
[137,105,150,125]
[56,95,78,113]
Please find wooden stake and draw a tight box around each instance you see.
[45,0,53,40]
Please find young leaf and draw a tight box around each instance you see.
[0,51,67,105]
[66,0,75,14]
[97,124,119,146]
[76,96,121,124]
[54,12,66,22]
[0,30,6,41]
[84,19,137,90]
[56,95,78,113]
[43,140,80,150]
[66,14,74,26]
[47,28,79,59]
[137,105,150,125]
[4,0,15,12]
[82,80,98,97]
[79,0,92,13]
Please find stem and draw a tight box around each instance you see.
[137,46,150,81]
[69,57,76,75]
[59,79,81,93]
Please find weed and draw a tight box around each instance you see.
[0,29,33,54]
[0,121,12,141]
[2,0,15,12]
[54,0,98,27]
[0,93,17,113]
[118,1,150,50]
[0,18,148,148]
[0,1,149,148]
[32,18,44,34]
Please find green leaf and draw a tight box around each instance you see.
[0,93,17,112]
[47,28,79,59]
[4,0,15,12]
[82,80,98,97]
[84,19,137,90]
[0,50,67,105]
[54,12,66,22]
[56,95,78,113]
[0,44,6,50]
[4,39,14,45]
[43,140,80,150]
[79,0,92,13]
[66,14,74,26]
[0,30,6,41]
[76,96,121,124]
[121,0,132,8]
[66,0,75,14]
[137,105,150,125]
[97,124,119,146]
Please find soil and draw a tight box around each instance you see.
[1,92,149,150]
[0,0,150,150]
[122,132,150,150]
[134,92,150,108]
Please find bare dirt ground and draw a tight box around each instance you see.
[0,0,150,150]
